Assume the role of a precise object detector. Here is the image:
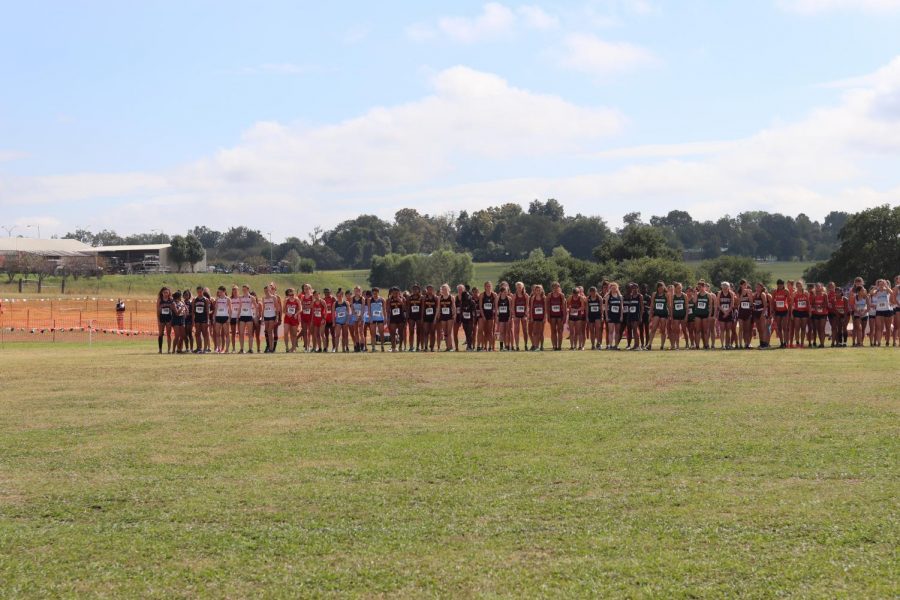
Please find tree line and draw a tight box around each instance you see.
[62,201,851,272]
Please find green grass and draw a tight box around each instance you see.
[0,344,897,597]
[0,272,360,299]
[687,261,815,283]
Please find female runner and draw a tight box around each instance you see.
[809,282,829,348]
[237,285,254,353]
[387,287,406,352]
[872,279,893,347]
[283,288,300,352]
[732,280,751,349]
[251,291,263,353]
[453,284,466,351]
[406,284,423,352]
[529,284,546,351]
[893,276,900,346]
[299,284,313,351]
[458,290,476,351]
[586,286,602,350]
[646,281,670,351]
[212,286,231,353]
[546,282,567,351]
[309,290,325,352]
[182,290,194,352]
[171,291,187,353]
[368,287,386,352]
[480,282,498,351]
[685,285,697,349]
[792,281,809,348]
[693,281,712,350]
[437,284,456,351]
[262,284,281,353]
[624,283,643,351]
[513,282,529,351]
[228,285,240,352]
[605,282,624,350]
[851,285,869,347]
[598,280,610,349]
[771,280,791,348]
[322,289,335,352]
[191,286,211,353]
[421,285,438,352]
[830,283,848,347]
[567,286,584,350]
[669,282,688,350]
[349,286,365,352]
[157,286,174,354]
[333,289,350,352]
[717,282,737,350]
[752,282,770,349]
[497,283,512,351]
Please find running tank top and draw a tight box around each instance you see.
[215,298,229,317]
[229,297,240,318]
[422,295,437,321]
[532,297,545,320]
[672,294,686,319]
[334,301,349,324]
[285,298,300,318]
[587,296,601,318]
[514,294,528,317]
[548,294,563,318]
[239,295,254,317]
[874,291,891,311]
[497,296,510,321]
[439,296,453,320]
[263,297,276,318]
[481,293,495,319]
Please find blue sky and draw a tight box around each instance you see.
[2,0,900,241]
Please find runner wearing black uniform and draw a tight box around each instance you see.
[406,285,423,352]
[497,284,512,351]
[387,287,406,352]
[693,282,712,350]
[480,281,498,351]
[605,282,624,350]
[587,287,602,350]
[640,284,651,350]
[192,286,211,353]
[513,282,529,351]
[736,280,754,349]
[157,287,174,354]
[669,283,688,350]
[421,285,438,351]
[182,290,194,352]
[458,291,477,351]
[438,284,456,351]
[646,282,670,351]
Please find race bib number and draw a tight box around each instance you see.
[590,304,599,312]
[551,304,560,313]
[484,302,492,310]
[441,306,450,315]
[534,306,544,315]
[335,308,346,318]
[314,309,322,318]
[570,309,579,316]
[776,300,785,309]
[426,307,434,316]
[499,305,508,314]
[655,301,665,311]
[798,300,807,308]
[611,305,619,313]
[287,306,296,315]
[674,301,684,311]
[303,307,311,315]
[630,306,637,313]
[462,312,471,320]
[697,300,707,310]
[392,308,400,316]
[515,305,525,314]
[241,306,251,316]
[161,307,170,315]
[741,301,751,310]
[411,305,420,313]
[372,308,382,317]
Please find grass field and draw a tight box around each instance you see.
[1,344,897,597]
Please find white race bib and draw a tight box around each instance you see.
[463,312,471,319]
[426,307,434,316]
[287,306,296,315]
[392,308,400,316]
[441,306,450,315]
[411,305,420,313]
[484,302,492,310]
[499,305,508,314]
[611,305,619,313]
[590,304,599,312]
[655,301,665,311]
[161,307,170,315]
[551,304,560,313]
[776,300,785,309]
[534,306,544,315]
[740,301,750,310]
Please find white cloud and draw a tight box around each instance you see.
[778,0,900,14]
[408,3,560,43]
[556,33,657,76]
[0,150,28,162]
[517,5,560,29]
[5,57,900,239]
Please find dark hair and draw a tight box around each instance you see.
[217,285,226,292]
[776,279,784,285]
[173,291,182,300]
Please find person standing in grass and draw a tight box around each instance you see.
[546,282,567,351]
[213,286,231,353]
[810,282,829,348]
[529,284,546,351]
[228,285,240,352]
[771,280,791,348]
[791,281,809,348]
[171,291,187,354]
[436,284,455,351]
[872,279,893,347]
[586,286,602,350]
[646,281,670,351]
[406,284,423,352]
[192,286,211,353]
[479,281,498,352]
[752,282,770,349]
[333,289,350,353]
[669,282,689,350]
[692,281,712,350]
[182,290,194,352]
[421,285,438,352]
[892,275,900,346]
[497,282,513,351]
[513,281,529,351]
[368,287,386,352]
[157,287,174,354]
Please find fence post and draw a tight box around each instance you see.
[53,319,56,343]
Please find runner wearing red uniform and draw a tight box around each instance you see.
[810,284,829,348]
[771,281,791,348]
[323,289,336,352]
[283,289,300,352]
[792,282,810,347]
[310,291,326,352]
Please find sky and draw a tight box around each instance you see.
[1,0,900,242]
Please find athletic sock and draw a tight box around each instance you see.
[158,335,163,352]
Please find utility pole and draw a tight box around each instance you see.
[267,232,274,269]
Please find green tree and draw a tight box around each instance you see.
[699,256,771,289]
[168,235,189,273]
[183,235,205,272]
[809,205,900,284]
[558,216,610,260]
[616,258,696,288]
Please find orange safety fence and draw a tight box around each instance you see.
[0,297,162,342]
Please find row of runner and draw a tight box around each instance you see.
[154,275,900,353]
